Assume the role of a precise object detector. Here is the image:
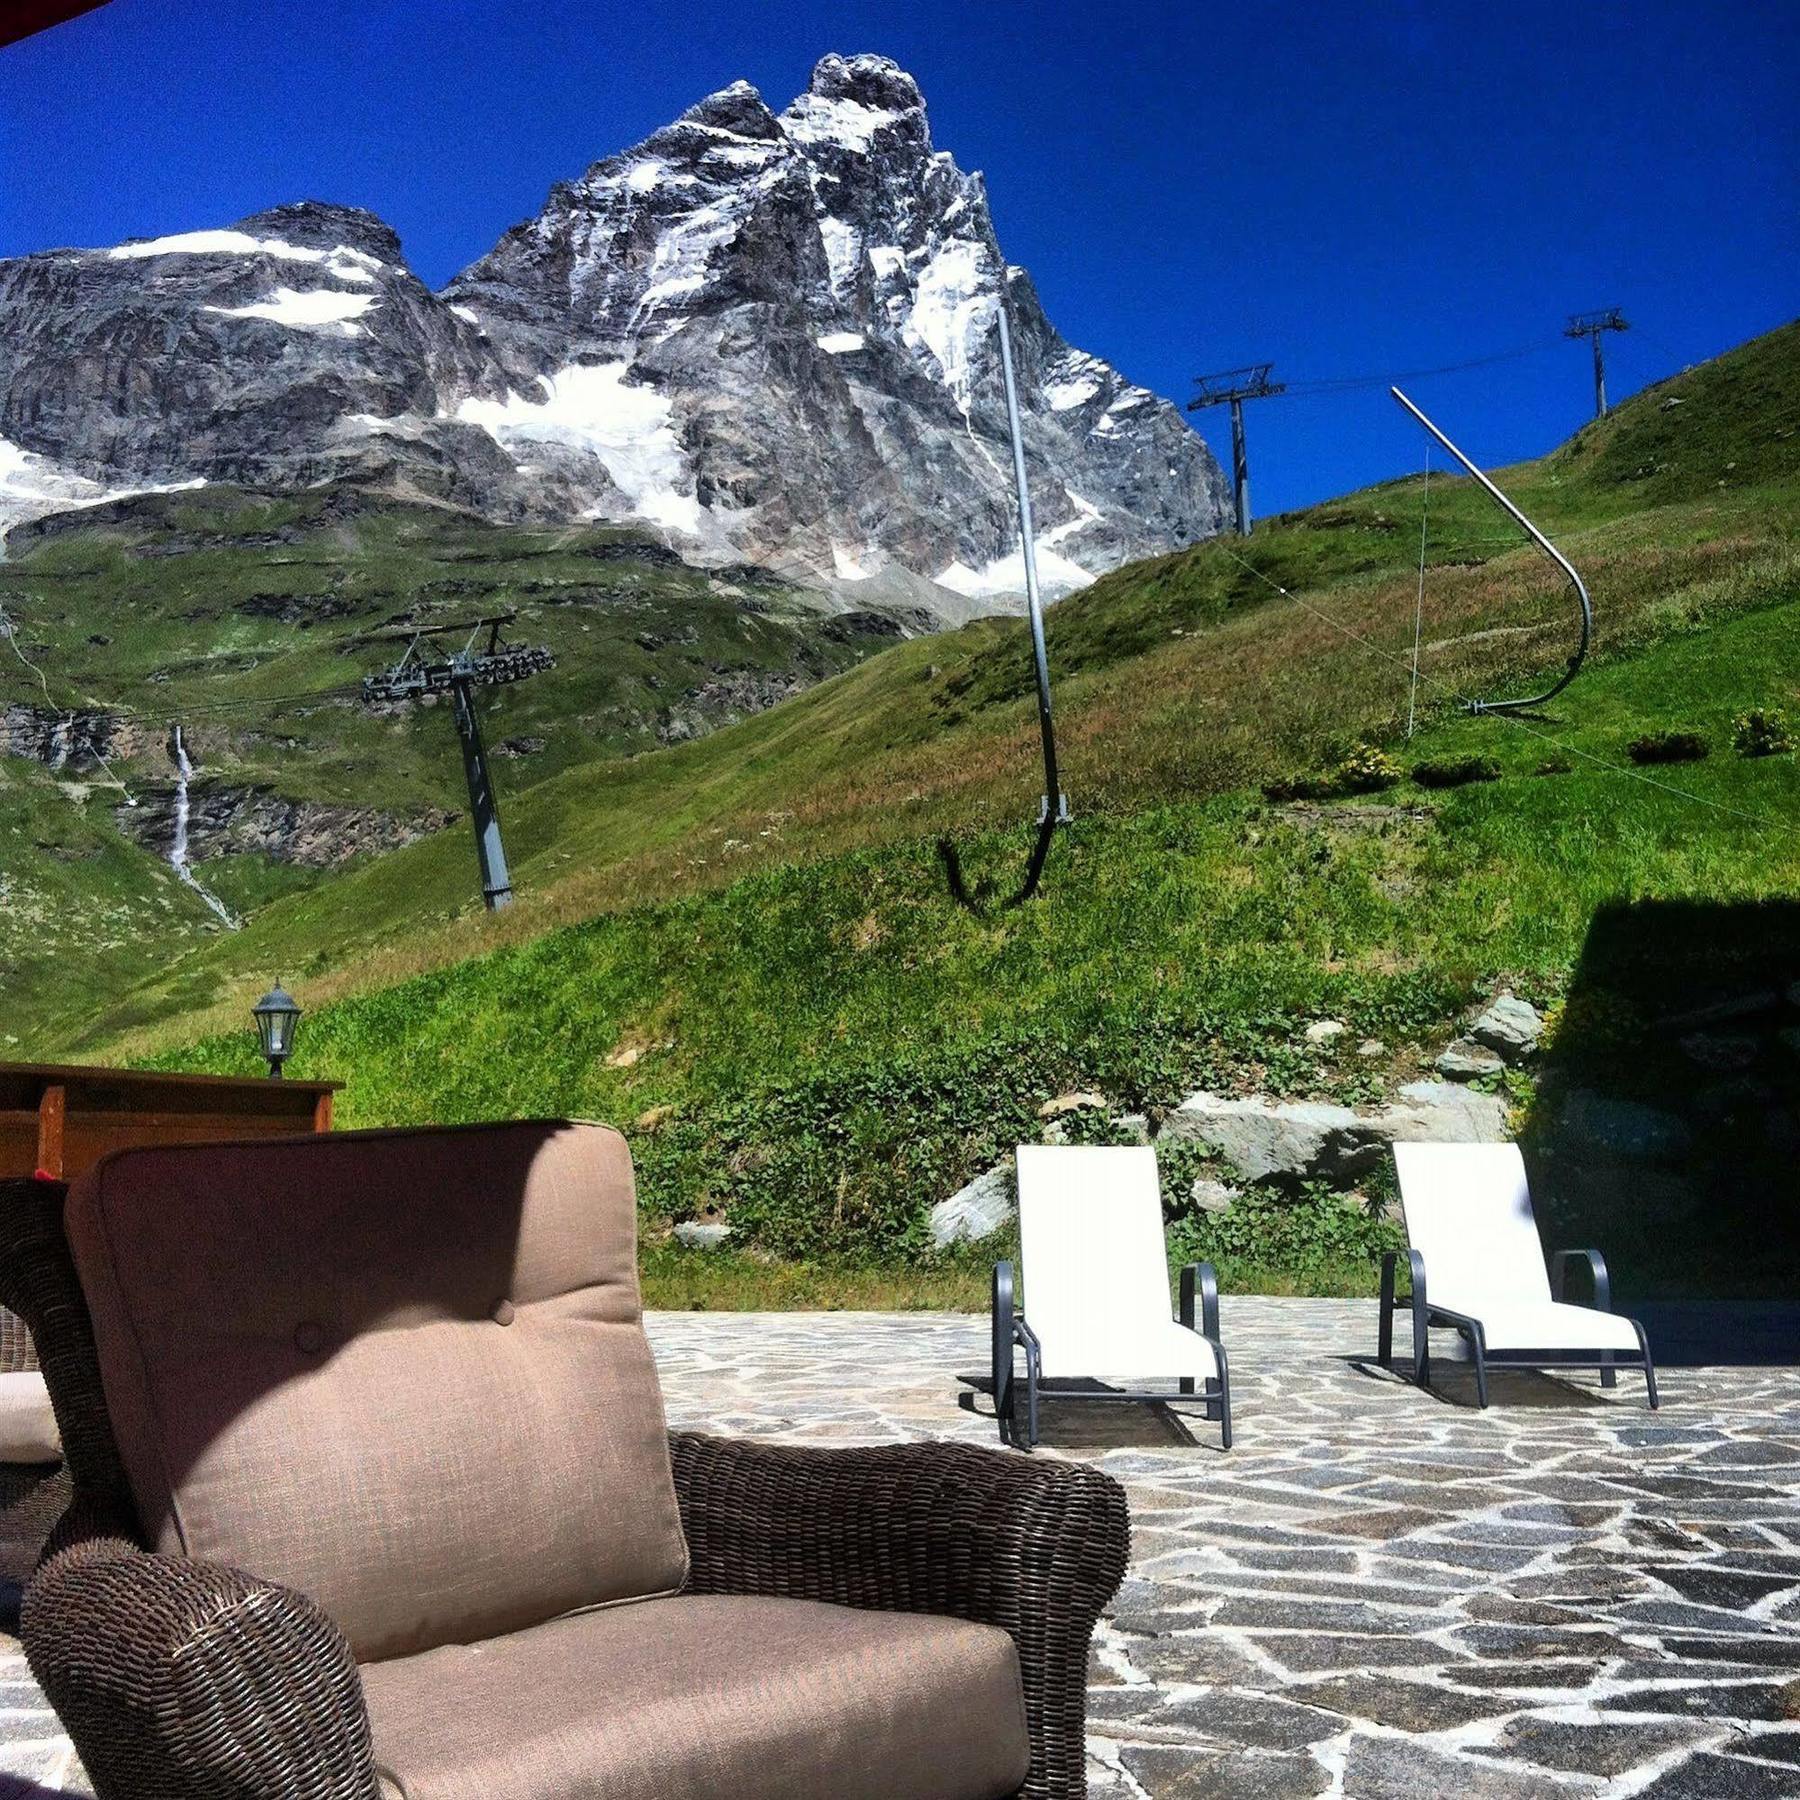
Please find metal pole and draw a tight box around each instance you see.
[1390,387,1592,713]
[996,306,1066,826]
[450,671,513,908]
[1230,397,1250,535]
[1591,327,1607,418]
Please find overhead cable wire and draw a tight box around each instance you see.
[1209,537,1794,840]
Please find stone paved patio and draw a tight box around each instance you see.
[5,1299,1799,1797]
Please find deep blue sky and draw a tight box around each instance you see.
[3,0,1794,513]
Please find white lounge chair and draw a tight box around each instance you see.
[992,1145,1231,1449]
[1385,1142,1657,1408]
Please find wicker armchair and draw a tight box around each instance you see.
[0,1293,69,1613]
[0,1127,1128,1800]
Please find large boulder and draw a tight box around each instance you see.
[1558,1091,1693,1161]
[1381,1081,1510,1145]
[1166,1082,1510,1186]
[1162,1093,1386,1184]
[929,1164,1015,1248]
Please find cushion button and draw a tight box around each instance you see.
[492,1300,516,1326]
[293,1321,325,1355]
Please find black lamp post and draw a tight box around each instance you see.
[251,980,301,1079]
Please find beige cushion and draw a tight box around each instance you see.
[363,1593,1031,1800]
[66,1120,687,1661]
[0,1371,60,1464]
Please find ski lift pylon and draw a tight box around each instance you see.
[939,304,1070,913]
[1390,386,1591,714]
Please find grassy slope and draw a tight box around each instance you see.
[67,321,1795,1307]
[37,320,1798,1062]
[0,489,891,1043]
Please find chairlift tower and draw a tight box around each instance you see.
[1564,308,1629,418]
[1187,364,1285,536]
[361,615,553,910]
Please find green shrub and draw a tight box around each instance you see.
[1733,707,1793,757]
[1333,742,1403,794]
[1628,730,1709,765]
[1411,755,1501,789]
[1263,742,1400,803]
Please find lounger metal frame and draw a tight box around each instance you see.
[1377,1247,1658,1409]
[991,1260,1233,1451]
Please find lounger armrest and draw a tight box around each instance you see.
[24,1502,378,1800]
[1379,1248,1428,1305]
[1550,1247,1612,1311]
[670,1430,1128,1796]
[1179,1262,1220,1339]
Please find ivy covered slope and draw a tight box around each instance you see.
[22,320,1800,1304]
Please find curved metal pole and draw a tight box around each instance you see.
[1390,386,1591,714]
[940,306,1069,913]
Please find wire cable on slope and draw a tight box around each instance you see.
[1209,537,1793,840]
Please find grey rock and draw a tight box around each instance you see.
[1381,1081,1510,1145]
[928,1163,1014,1247]
[115,778,453,870]
[672,1220,732,1250]
[1633,1752,1800,1798]
[1118,1746,1329,1800]
[1357,1038,1386,1058]
[1559,1091,1694,1161]
[1302,1020,1346,1046]
[1493,1716,1704,1778]
[1340,1736,1575,1800]
[1469,993,1545,1060]
[1162,1092,1382,1184]
[1436,1038,1506,1082]
[1116,1113,1152,1144]
[1190,1178,1240,1215]
[0,58,1229,602]
[1166,1082,1508,1184]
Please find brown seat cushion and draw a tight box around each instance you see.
[362,1593,1030,1800]
[65,1120,687,1661]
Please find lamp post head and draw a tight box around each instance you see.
[251,979,302,1078]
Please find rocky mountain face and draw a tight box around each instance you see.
[0,54,1228,607]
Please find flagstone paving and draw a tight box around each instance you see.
[4,1299,1799,1797]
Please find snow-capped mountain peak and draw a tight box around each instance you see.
[0,56,1228,607]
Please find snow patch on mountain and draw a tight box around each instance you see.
[0,436,203,548]
[107,230,382,283]
[452,364,703,535]
[205,287,379,333]
[936,541,1095,602]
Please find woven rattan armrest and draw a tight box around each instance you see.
[669,1430,1128,1800]
[24,1500,378,1800]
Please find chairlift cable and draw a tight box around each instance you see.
[1406,445,1429,740]
[1208,539,1792,840]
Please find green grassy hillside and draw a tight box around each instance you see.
[7,323,1798,1305]
[0,488,897,1044]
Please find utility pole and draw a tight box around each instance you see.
[1187,364,1285,535]
[361,615,553,910]
[1564,308,1629,418]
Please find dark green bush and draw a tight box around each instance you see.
[1733,707,1793,757]
[1411,755,1501,789]
[1628,731,1709,765]
[1263,742,1401,803]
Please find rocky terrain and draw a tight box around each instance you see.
[0,54,1228,609]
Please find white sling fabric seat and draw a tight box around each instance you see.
[1015,1145,1219,1383]
[1392,1142,1643,1355]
